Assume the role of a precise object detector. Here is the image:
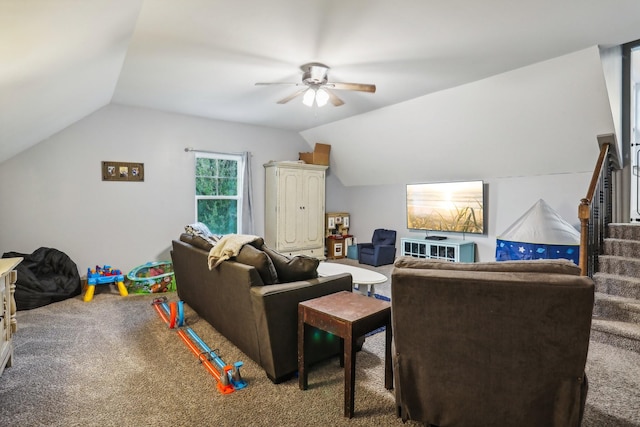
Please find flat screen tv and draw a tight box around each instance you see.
[406,180,485,236]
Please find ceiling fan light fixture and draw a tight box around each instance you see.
[258,62,373,107]
[315,88,329,107]
[302,88,315,107]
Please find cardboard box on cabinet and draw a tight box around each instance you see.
[299,143,330,166]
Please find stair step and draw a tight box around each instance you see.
[608,223,640,241]
[590,318,640,354]
[593,292,640,323]
[597,255,640,277]
[594,224,640,355]
[603,238,640,258]
[593,272,640,300]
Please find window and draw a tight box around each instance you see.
[195,152,243,235]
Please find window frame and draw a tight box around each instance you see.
[194,152,244,235]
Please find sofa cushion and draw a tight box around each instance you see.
[235,244,279,285]
[394,256,581,275]
[261,245,319,282]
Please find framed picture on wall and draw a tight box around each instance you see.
[102,161,144,182]
[328,216,335,229]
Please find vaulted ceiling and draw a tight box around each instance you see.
[2,0,640,165]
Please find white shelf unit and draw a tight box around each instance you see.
[400,237,475,262]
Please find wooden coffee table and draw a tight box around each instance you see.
[298,291,393,418]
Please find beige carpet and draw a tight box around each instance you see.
[0,290,405,426]
[0,258,638,426]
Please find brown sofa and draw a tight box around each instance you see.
[171,235,352,383]
[391,257,594,427]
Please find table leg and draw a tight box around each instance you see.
[83,285,95,302]
[298,305,308,390]
[369,284,376,297]
[344,333,356,418]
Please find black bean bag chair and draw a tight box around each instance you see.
[2,247,81,310]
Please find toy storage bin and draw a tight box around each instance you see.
[127,261,176,294]
[347,245,358,260]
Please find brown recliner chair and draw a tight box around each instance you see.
[391,257,594,427]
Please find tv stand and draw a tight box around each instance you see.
[425,235,447,241]
[401,237,475,262]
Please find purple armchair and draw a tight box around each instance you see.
[357,229,397,267]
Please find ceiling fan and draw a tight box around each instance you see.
[255,62,376,107]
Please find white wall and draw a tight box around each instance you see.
[0,104,309,273]
[303,47,615,188]
[0,45,620,272]
[327,173,590,262]
[321,47,614,262]
[599,45,623,164]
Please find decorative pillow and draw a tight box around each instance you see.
[246,237,265,250]
[235,244,279,285]
[179,233,215,251]
[185,222,212,235]
[184,222,222,249]
[393,256,581,275]
[261,245,319,283]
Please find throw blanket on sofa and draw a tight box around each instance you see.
[208,234,261,269]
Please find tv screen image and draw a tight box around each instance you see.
[406,180,485,234]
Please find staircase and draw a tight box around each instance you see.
[590,223,640,353]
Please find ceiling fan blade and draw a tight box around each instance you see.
[325,89,345,107]
[277,88,308,104]
[328,82,376,93]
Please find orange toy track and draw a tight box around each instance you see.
[152,302,234,394]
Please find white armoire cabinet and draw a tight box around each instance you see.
[264,161,327,258]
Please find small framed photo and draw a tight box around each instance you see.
[328,216,335,229]
[343,216,349,227]
[102,161,144,182]
[335,216,343,224]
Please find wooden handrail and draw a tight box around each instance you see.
[578,142,611,276]
[578,198,590,276]
[585,143,610,203]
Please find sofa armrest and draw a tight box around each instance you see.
[375,244,396,255]
[394,256,581,275]
[249,273,353,382]
[252,273,351,298]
